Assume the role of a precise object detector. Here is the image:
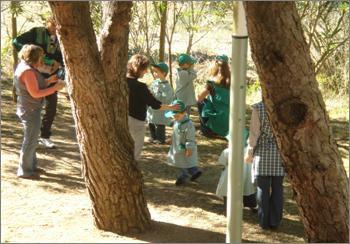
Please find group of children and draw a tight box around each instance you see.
[127,52,285,230]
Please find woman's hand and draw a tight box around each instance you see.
[46,74,58,84]
[185,149,192,157]
[54,80,65,91]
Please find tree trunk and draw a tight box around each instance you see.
[49,2,151,234]
[168,42,173,88]
[244,2,348,242]
[158,2,167,62]
[186,32,193,55]
[11,1,18,69]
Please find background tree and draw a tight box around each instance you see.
[296,1,349,93]
[129,1,158,59]
[153,1,167,62]
[244,2,349,242]
[179,1,228,55]
[165,2,184,87]
[49,1,151,234]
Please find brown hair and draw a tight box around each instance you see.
[18,44,44,65]
[127,54,150,78]
[46,16,56,25]
[209,60,231,89]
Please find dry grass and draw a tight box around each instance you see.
[1,78,348,243]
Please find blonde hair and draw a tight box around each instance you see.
[127,54,149,78]
[209,60,231,89]
[18,44,44,65]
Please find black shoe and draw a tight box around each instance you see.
[190,171,202,181]
[18,174,40,180]
[175,178,186,186]
[270,225,279,231]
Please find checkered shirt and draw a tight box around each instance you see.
[253,102,285,176]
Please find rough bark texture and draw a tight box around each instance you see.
[244,2,348,242]
[49,2,151,234]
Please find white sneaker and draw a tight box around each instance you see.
[39,138,56,148]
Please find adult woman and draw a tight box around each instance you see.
[197,55,230,137]
[15,44,65,179]
[127,54,178,160]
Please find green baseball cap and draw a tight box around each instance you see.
[216,54,229,63]
[177,53,196,65]
[165,99,186,118]
[151,62,169,74]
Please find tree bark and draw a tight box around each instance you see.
[244,2,348,242]
[49,2,151,234]
[158,2,167,62]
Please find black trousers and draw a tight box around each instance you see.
[148,123,165,143]
[256,176,284,229]
[40,91,57,139]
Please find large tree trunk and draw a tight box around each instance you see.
[49,2,151,234]
[244,2,348,242]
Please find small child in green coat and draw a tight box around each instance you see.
[147,62,174,144]
[165,99,202,185]
[175,54,197,115]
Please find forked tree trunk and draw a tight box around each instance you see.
[49,2,151,234]
[244,2,348,242]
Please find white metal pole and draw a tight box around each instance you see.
[226,2,248,243]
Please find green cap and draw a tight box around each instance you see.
[165,99,186,118]
[216,54,229,63]
[177,53,196,65]
[151,62,169,74]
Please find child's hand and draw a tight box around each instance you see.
[244,153,253,163]
[185,149,192,157]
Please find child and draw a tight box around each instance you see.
[216,129,257,214]
[175,54,197,115]
[165,99,202,185]
[244,101,285,230]
[147,62,174,144]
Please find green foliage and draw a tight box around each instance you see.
[246,79,261,96]
[90,2,102,35]
[296,1,349,94]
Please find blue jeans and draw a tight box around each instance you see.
[256,176,284,229]
[17,109,41,177]
[178,166,201,180]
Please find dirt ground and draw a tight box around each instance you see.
[1,79,348,243]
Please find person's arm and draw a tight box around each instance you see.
[187,67,197,80]
[45,74,59,86]
[197,88,210,103]
[244,107,261,163]
[185,123,196,157]
[21,70,64,98]
[144,84,179,111]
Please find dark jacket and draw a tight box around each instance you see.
[127,77,161,121]
[13,27,63,65]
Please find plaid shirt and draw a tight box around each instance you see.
[251,102,285,177]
